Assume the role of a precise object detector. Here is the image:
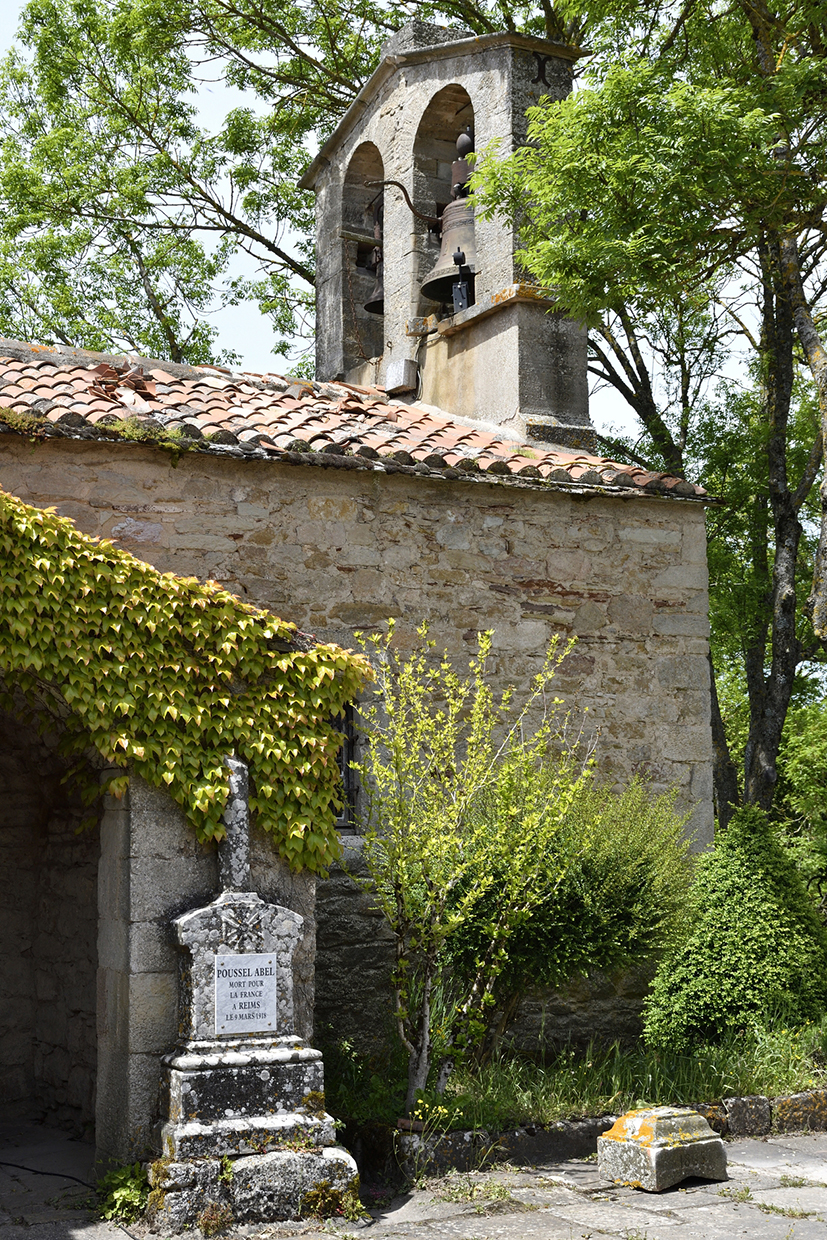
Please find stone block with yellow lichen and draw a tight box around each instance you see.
[597,1106,727,1192]
[773,1089,827,1132]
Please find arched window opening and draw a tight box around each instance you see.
[340,142,385,379]
[412,85,475,314]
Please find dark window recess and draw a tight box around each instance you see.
[334,704,356,830]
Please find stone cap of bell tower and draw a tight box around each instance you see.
[301,21,594,450]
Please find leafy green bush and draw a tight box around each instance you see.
[446,778,691,1057]
[643,805,827,1051]
[776,698,827,905]
[321,1036,406,1125]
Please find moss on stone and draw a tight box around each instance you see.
[196,1200,234,1235]
[300,1176,363,1221]
[300,1089,327,1118]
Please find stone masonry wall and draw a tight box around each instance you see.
[33,809,98,1134]
[2,435,714,1060]
[0,710,98,1135]
[314,841,397,1054]
[0,437,714,829]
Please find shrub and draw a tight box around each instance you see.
[446,777,692,1057]
[776,698,827,907]
[643,805,827,1051]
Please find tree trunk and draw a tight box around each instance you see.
[405,1040,432,1117]
[708,654,739,826]
[779,236,827,639]
[741,235,801,810]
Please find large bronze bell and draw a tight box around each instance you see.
[420,198,477,305]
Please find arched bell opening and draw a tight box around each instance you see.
[412,85,476,315]
[340,142,385,380]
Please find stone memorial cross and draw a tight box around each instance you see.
[160,756,330,1158]
[152,757,359,1228]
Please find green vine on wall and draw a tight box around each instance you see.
[0,488,370,871]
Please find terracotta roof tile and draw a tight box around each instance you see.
[0,340,707,499]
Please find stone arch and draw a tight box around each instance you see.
[0,696,99,1137]
[340,141,385,379]
[412,84,475,312]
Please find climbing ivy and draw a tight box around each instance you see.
[0,488,370,871]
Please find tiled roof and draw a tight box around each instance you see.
[0,340,705,498]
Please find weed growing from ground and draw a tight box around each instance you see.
[432,1174,512,1204]
[756,1202,819,1218]
[718,1185,753,1202]
[96,1163,149,1222]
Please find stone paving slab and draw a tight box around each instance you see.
[728,1134,827,1181]
[751,1185,827,1212]
[354,1136,827,1239]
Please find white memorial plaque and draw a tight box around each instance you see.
[214,953,277,1035]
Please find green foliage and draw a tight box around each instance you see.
[475,2,827,325]
[353,622,594,1112]
[0,0,573,360]
[322,1035,407,1126]
[335,1018,827,1133]
[97,1162,149,1223]
[446,778,691,1019]
[474,0,827,811]
[696,377,822,666]
[477,61,793,321]
[324,1018,827,1132]
[440,1020,827,1128]
[775,696,827,905]
[643,806,827,1052]
[0,488,369,869]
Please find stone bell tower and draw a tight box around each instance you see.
[300,20,594,449]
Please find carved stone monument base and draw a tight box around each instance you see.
[162,1037,332,1159]
[597,1106,727,1191]
[148,1148,359,1232]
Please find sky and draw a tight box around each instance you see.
[0,1,637,436]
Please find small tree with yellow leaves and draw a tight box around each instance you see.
[352,623,592,1115]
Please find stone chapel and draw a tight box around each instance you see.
[0,21,714,1166]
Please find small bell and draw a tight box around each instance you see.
[363,196,384,315]
[451,127,474,199]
